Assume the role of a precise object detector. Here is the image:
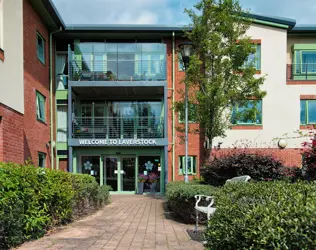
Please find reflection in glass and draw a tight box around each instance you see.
[81,156,100,184]
[138,156,161,193]
[122,158,136,191]
[105,157,118,191]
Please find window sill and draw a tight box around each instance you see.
[0,48,4,62]
[37,118,47,125]
[179,173,197,176]
[287,80,316,85]
[300,125,316,130]
[231,125,263,130]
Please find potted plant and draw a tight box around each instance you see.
[148,173,159,194]
[137,174,148,195]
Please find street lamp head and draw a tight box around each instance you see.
[178,42,194,70]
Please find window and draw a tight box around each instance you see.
[179,156,197,175]
[37,32,45,64]
[231,100,262,125]
[36,91,46,122]
[179,103,197,123]
[245,44,261,70]
[57,105,67,142]
[295,50,316,74]
[178,52,184,71]
[300,100,316,125]
[38,152,46,168]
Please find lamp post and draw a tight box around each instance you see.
[178,42,194,183]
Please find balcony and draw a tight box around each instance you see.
[287,64,316,84]
[72,116,164,139]
[68,43,167,82]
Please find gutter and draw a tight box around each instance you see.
[49,27,62,169]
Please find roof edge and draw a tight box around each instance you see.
[42,0,66,29]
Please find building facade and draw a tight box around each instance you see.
[0,0,64,167]
[1,1,316,193]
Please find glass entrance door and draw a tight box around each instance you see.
[103,156,136,192]
[122,157,136,191]
[104,157,118,191]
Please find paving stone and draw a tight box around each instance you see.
[17,195,203,250]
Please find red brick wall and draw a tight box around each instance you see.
[211,148,302,167]
[58,158,68,172]
[0,103,24,163]
[23,0,53,168]
[165,37,205,181]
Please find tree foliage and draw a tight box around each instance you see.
[178,0,266,148]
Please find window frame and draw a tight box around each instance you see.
[300,99,316,125]
[36,91,46,123]
[179,156,197,175]
[38,152,46,168]
[231,100,263,125]
[36,32,45,64]
[244,44,261,71]
[178,52,184,71]
[294,50,316,74]
[178,103,198,124]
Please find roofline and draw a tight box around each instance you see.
[244,13,296,30]
[65,24,189,32]
[42,0,66,29]
[289,25,316,33]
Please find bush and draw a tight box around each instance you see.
[166,181,217,223]
[302,136,316,180]
[0,163,111,249]
[205,181,316,250]
[201,152,289,186]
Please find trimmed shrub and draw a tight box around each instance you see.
[201,152,289,186]
[205,181,316,250]
[0,163,111,249]
[166,181,217,223]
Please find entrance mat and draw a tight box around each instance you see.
[186,229,205,242]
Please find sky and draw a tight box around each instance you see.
[52,0,316,25]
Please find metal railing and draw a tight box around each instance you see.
[69,59,167,81]
[287,64,316,80]
[72,116,164,139]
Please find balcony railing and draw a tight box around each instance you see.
[287,64,316,80]
[68,42,167,82]
[72,116,164,139]
[69,59,166,81]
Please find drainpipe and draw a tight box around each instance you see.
[172,31,176,181]
[49,27,62,170]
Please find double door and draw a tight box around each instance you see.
[104,156,136,192]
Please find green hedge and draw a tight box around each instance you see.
[205,181,316,249]
[166,181,316,249]
[0,163,111,249]
[166,181,217,223]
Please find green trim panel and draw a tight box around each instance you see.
[56,142,67,150]
[56,90,68,100]
[253,19,288,29]
[293,44,316,50]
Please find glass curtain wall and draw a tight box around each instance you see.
[72,42,166,81]
[74,101,163,139]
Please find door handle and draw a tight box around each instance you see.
[120,170,125,175]
[114,170,118,174]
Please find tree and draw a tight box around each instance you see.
[177,0,266,150]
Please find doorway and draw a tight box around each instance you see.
[103,155,136,193]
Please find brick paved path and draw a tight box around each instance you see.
[17,195,204,250]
